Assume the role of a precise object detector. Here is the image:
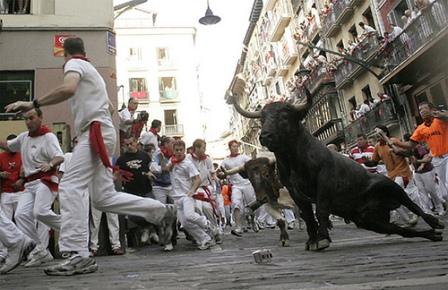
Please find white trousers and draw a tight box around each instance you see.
[58,123,167,256]
[255,204,277,226]
[152,186,172,204]
[432,156,448,202]
[231,183,256,211]
[14,180,60,244]
[414,171,444,212]
[174,195,210,244]
[194,186,219,232]
[0,192,20,258]
[90,204,121,251]
[0,206,25,252]
[283,209,296,224]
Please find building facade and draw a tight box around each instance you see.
[0,0,117,152]
[226,0,448,154]
[114,7,204,146]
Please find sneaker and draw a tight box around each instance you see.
[287,222,295,230]
[231,227,243,237]
[159,204,176,245]
[24,249,53,267]
[112,248,124,256]
[163,243,174,252]
[140,229,150,244]
[44,254,98,276]
[198,239,214,250]
[0,239,36,274]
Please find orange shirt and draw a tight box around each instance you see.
[411,118,448,157]
[372,139,412,180]
[221,184,231,206]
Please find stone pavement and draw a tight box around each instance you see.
[1,217,448,290]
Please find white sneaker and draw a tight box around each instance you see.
[24,249,53,267]
[0,239,36,274]
[140,229,150,244]
[163,243,173,252]
[198,239,214,250]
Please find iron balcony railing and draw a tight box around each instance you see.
[321,0,352,37]
[163,124,184,136]
[381,0,448,79]
[344,99,398,146]
[334,33,380,88]
[305,65,335,94]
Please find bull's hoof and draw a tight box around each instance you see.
[428,230,443,242]
[280,240,290,247]
[425,214,445,229]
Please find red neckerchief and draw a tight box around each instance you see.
[29,126,51,138]
[160,146,173,158]
[171,154,186,166]
[191,152,207,161]
[149,127,159,137]
[63,54,90,69]
[229,153,240,157]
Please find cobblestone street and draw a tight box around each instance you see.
[2,217,448,290]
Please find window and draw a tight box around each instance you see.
[386,0,410,28]
[362,85,373,103]
[159,77,178,101]
[1,0,30,14]
[348,25,358,41]
[129,48,142,61]
[164,110,177,126]
[362,7,375,28]
[157,48,170,66]
[430,83,447,109]
[128,78,148,101]
[0,71,34,119]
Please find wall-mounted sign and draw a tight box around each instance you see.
[54,34,76,57]
[107,31,116,55]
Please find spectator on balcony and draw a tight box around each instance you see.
[350,134,377,173]
[310,4,321,28]
[429,0,447,28]
[140,119,162,151]
[357,99,371,117]
[358,22,377,41]
[347,39,358,55]
[390,23,404,39]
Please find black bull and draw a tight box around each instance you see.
[230,92,444,251]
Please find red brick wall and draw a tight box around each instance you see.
[378,0,399,32]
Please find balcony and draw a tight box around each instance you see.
[291,0,302,14]
[304,65,335,94]
[335,33,380,88]
[315,119,345,145]
[380,0,448,84]
[269,0,293,42]
[162,124,184,136]
[321,0,352,37]
[159,90,178,102]
[344,99,398,146]
[130,91,149,102]
[279,28,298,66]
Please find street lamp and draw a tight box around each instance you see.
[199,0,221,25]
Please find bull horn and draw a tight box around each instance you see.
[229,93,261,119]
[293,87,312,112]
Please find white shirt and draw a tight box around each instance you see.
[363,25,376,34]
[118,107,135,132]
[221,154,251,187]
[8,132,64,178]
[59,152,73,173]
[390,26,403,39]
[170,158,199,198]
[139,130,159,150]
[186,154,214,187]
[64,59,113,135]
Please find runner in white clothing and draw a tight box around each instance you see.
[5,37,176,276]
[0,109,64,269]
[219,140,257,236]
[186,139,222,244]
[169,140,215,250]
